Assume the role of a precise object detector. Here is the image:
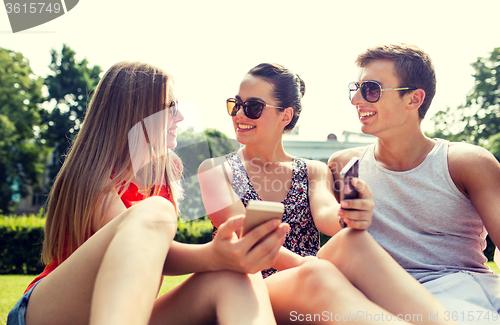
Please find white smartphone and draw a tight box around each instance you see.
[241,200,284,236]
[338,157,359,228]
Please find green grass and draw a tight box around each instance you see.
[1,275,33,325]
[486,261,500,274]
[2,263,500,324]
[0,274,190,324]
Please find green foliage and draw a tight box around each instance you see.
[430,47,500,157]
[174,217,213,244]
[176,128,239,177]
[0,215,45,274]
[485,235,496,262]
[486,132,500,161]
[0,214,212,275]
[41,44,102,183]
[176,128,238,221]
[0,48,48,214]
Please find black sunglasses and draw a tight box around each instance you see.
[349,81,416,103]
[168,100,178,119]
[226,98,284,120]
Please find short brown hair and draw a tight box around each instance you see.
[356,44,436,119]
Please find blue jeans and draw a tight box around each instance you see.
[7,280,41,325]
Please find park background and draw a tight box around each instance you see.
[2,0,500,323]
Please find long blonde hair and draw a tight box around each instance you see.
[42,61,182,264]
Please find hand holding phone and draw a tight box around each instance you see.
[338,157,359,228]
[241,200,284,236]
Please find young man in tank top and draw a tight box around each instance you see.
[329,44,500,324]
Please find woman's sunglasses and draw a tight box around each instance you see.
[348,81,416,103]
[168,100,178,119]
[226,98,284,120]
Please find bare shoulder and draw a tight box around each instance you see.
[198,158,213,173]
[448,142,498,170]
[448,142,500,194]
[304,159,330,178]
[198,155,229,173]
[328,146,367,175]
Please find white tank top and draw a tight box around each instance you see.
[359,139,491,283]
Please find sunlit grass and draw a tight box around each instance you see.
[0,274,190,324]
[2,264,499,323]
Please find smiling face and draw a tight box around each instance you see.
[351,60,413,137]
[232,74,288,145]
[166,86,184,149]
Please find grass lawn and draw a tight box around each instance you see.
[0,274,190,324]
[2,264,500,323]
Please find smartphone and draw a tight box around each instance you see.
[338,157,359,228]
[241,200,284,236]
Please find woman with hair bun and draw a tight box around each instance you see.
[199,63,455,325]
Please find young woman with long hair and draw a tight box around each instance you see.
[7,61,288,325]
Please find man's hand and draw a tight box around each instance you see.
[338,178,374,230]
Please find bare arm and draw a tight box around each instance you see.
[198,157,312,271]
[193,157,290,274]
[162,215,288,275]
[198,157,246,228]
[307,159,343,236]
[324,148,374,231]
[448,143,500,248]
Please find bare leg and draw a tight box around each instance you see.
[150,272,276,325]
[25,197,177,325]
[265,259,413,324]
[317,228,454,325]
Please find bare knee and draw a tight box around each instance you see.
[296,260,350,304]
[120,196,177,238]
[196,271,256,293]
[190,271,267,310]
[317,228,374,262]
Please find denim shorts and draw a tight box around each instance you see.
[7,280,41,325]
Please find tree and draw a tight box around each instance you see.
[0,48,46,214]
[175,128,238,221]
[431,47,500,151]
[486,132,500,161]
[41,44,102,182]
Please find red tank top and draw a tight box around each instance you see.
[24,184,172,292]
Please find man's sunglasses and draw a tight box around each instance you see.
[349,81,416,103]
[168,100,178,119]
[227,98,284,120]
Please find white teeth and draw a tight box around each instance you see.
[360,111,376,117]
[239,124,255,129]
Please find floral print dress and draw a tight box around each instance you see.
[220,151,320,278]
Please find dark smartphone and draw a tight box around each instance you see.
[338,157,359,228]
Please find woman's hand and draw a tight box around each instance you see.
[338,178,374,230]
[210,215,289,274]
